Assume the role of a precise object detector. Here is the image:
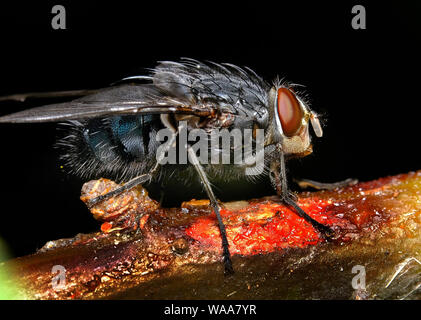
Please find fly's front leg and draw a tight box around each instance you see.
[187,145,234,275]
[270,151,335,239]
[270,151,298,201]
[295,178,358,190]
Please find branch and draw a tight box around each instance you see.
[2,172,421,299]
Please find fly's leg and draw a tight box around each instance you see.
[294,178,358,190]
[270,152,335,239]
[87,173,153,208]
[88,125,179,208]
[158,186,166,206]
[187,145,234,275]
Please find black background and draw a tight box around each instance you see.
[0,1,419,258]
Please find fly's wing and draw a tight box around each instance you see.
[0,84,213,123]
[0,89,101,103]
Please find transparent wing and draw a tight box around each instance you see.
[0,89,100,103]
[0,84,213,123]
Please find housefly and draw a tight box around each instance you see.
[0,59,336,274]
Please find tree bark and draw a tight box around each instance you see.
[1,171,421,299]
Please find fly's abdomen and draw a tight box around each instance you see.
[57,114,162,181]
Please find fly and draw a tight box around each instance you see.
[0,58,343,274]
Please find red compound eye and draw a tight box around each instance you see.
[276,88,303,137]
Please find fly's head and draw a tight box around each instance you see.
[265,84,323,157]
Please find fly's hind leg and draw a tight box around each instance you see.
[88,123,180,208]
[294,178,358,190]
[187,145,234,275]
[270,152,335,239]
[87,173,153,208]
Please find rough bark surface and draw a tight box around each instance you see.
[1,171,421,299]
